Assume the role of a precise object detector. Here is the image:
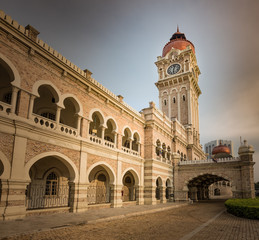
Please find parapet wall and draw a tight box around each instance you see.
[0,9,141,118]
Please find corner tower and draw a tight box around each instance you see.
[155,27,202,143]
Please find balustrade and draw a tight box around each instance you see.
[59,123,78,136]
[0,101,11,115]
[89,135,102,145]
[104,139,115,148]
[33,113,57,130]
[179,157,240,165]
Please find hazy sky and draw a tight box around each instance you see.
[1,0,259,180]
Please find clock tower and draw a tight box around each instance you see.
[155,27,202,145]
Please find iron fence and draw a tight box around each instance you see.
[26,184,70,210]
[87,185,111,204]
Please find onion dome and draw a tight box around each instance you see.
[162,26,195,57]
[212,141,231,159]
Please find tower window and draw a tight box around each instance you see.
[173,97,176,104]
[183,95,186,101]
[164,99,167,105]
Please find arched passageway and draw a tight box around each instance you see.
[26,156,73,210]
[122,171,136,202]
[188,174,232,201]
[88,165,112,204]
[155,177,162,201]
[165,179,172,200]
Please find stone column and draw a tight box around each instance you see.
[144,185,157,205]
[77,115,82,136]
[101,126,106,143]
[113,131,118,148]
[55,106,62,127]
[27,94,36,119]
[10,86,19,114]
[81,118,89,138]
[0,179,30,220]
[160,186,167,203]
[136,185,144,205]
[129,138,133,150]
[117,133,122,149]
[1,136,31,220]
[110,184,123,208]
[69,182,88,213]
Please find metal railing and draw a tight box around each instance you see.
[87,185,111,204]
[26,184,70,210]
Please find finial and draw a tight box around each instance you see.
[177,25,179,32]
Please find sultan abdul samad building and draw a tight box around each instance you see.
[0,10,255,220]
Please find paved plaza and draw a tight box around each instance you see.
[0,200,258,240]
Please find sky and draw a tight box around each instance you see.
[1,0,259,180]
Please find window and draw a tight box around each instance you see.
[45,172,58,196]
[173,97,176,104]
[164,99,167,105]
[183,95,186,101]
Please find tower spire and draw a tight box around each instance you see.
[177,25,179,32]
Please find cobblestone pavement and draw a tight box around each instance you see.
[1,200,259,240]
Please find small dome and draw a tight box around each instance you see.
[212,142,231,159]
[162,27,195,57]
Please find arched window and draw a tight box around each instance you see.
[156,140,161,156]
[45,172,58,196]
[183,95,186,101]
[122,128,132,149]
[162,143,166,158]
[180,152,183,161]
[164,99,167,106]
[173,97,176,104]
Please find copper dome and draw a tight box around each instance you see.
[212,142,231,159]
[162,27,195,57]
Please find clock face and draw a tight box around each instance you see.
[167,64,181,75]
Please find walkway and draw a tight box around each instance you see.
[0,202,187,239]
[1,200,259,240]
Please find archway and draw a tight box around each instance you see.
[87,164,115,205]
[33,84,59,121]
[165,179,172,200]
[60,97,80,129]
[155,177,162,200]
[89,111,104,138]
[122,127,132,149]
[104,118,116,143]
[187,174,231,201]
[209,180,232,199]
[132,132,140,152]
[26,155,74,210]
[122,171,136,202]
[0,56,20,114]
